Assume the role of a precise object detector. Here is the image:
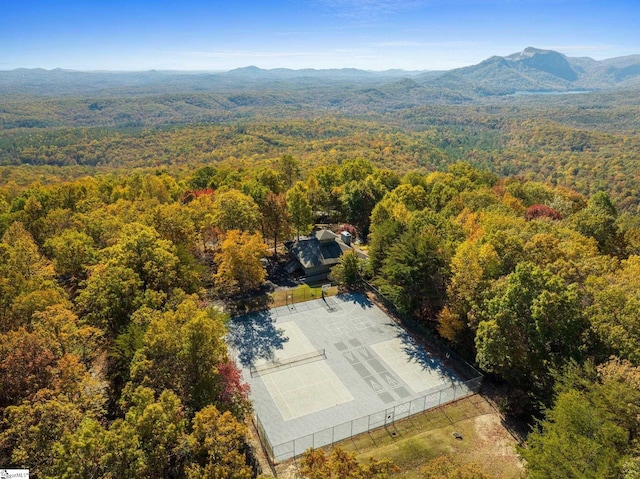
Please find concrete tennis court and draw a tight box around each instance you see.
[227,292,474,461]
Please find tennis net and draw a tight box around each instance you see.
[250,349,327,378]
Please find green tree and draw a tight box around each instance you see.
[367,218,405,275]
[210,189,260,233]
[99,419,146,479]
[146,202,198,253]
[573,191,621,255]
[123,386,187,478]
[378,230,447,319]
[341,178,386,241]
[47,388,188,479]
[305,175,331,214]
[329,250,361,288]
[44,229,96,280]
[0,394,86,476]
[127,299,228,413]
[475,262,587,407]
[522,359,640,479]
[437,240,499,353]
[339,158,375,183]
[588,256,640,364]
[103,223,179,293]
[0,222,64,331]
[241,179,270,208]
[623,458,640,479]
[287,182,314,239]
[50,417,110,479]
[278,154,301,189]
[188,165,217,189]
[75,263,143,336]
[256,167,284,194]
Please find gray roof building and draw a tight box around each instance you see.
[286,229,352,282]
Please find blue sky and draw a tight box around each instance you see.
[1,0,638,71]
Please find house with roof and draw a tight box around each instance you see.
[285,229,353,282]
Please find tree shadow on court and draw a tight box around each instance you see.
[226,311,289,368]
[396,330,457,382]
[338,291,374,309]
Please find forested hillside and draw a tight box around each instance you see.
[3,107,640,211]
[2,61,640,477]
[1,154,640,477]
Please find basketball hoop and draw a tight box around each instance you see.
[322,283,330,299]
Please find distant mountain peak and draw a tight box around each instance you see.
[507,47,563,60]
[523,46,552,55]
[504,47,577,81]
[229,66,263,73]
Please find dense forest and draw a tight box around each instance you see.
[3,96,640,211]
[2,64,640,478]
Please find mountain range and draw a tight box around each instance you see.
[2,47,640,99]
[422,47,640,95]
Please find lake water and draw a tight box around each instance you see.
[512,90,591,96]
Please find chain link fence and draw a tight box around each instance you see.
[228,283,339,315]
[269,284,338,308]
[255,376,483,463]
[362,280,482,382]
[252,282,484,464]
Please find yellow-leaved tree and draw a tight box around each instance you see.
[214,230,267,296]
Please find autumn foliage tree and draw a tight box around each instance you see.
[185,405,252,479]
[420,455,493,479]
[6,122,640,479]
[301,447,398,479]
[214,230,267,296]
[261,192,291,258]
[126,298,230,413]
[210,188,260,233]
[524,204,562,221]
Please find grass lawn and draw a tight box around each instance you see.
[277,395,524,479]
[349,396,524,478]
[227,284,339,314]
[269,283,338,308]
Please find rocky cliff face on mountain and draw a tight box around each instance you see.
[507,47,578,81]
